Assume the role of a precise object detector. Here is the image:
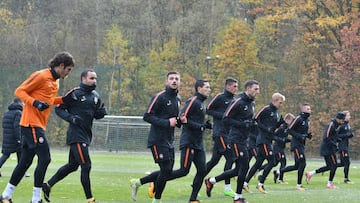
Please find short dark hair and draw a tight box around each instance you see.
[244,80,259,89]
[195,79,208,92]
[48,52,75,68]
[225,77,238,86]
[81,69,95,80]
[167,71,180,78]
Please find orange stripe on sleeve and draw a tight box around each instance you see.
[289,116,301,129]
[147,91,165,113]
[326,123,333,138]
[183,96,197,117]
[77,143,86,164]
[206,93,221,110]
[254,105,269,120]
[224,98,240,117]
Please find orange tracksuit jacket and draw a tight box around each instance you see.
[14,68,63,130]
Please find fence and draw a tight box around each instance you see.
[92,115,184,152]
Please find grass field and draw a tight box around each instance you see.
[0,150,359,203]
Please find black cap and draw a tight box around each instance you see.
[336,112,346,120]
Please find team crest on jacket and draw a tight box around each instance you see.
[159,153,164,159]
[244,105,248,111]
[167,100,172,106]
[239,151,244,156]
[80,96,86,101]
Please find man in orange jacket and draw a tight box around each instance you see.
[0,52,75,203]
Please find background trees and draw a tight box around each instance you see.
[0,0,359,154]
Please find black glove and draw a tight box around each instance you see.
[267,127,275,133]
[306,132,313,140]
[279,115,285,124]
[204,120,213,129]
[71,115,84,126]
[33,100,50,111]
[243,120,255,128]
[95,103,107,119]
[300,134,307,141]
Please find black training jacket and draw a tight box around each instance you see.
[223,92,255,145]
[337,121,353,151]
[206,89,235,137]
[255,103,280,145]
[320,119,341,156]
[273,123,291,152]
[179,92,207,150]
[144,86,180,149]
[56,83,106,145]
[289,112,310,152]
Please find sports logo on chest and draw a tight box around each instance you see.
[244,105,248,111]
[200,104,206,113]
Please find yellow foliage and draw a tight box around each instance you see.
[98,24,129,65]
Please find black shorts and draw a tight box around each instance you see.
[150,145,174,163]
[21,126,48,149]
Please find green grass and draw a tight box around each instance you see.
[0,150,359,203]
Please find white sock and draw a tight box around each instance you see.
[258,182,263,186]
[243,182,248,186]
[327,181,332,185]
[276,169,280,174]
[297,184,302,187]
[224,184,231,191]
[310,171,316,176]
[31,187,42,203]
[209,177,216,184]
[2,183,16,199]
[234,193,242,200]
